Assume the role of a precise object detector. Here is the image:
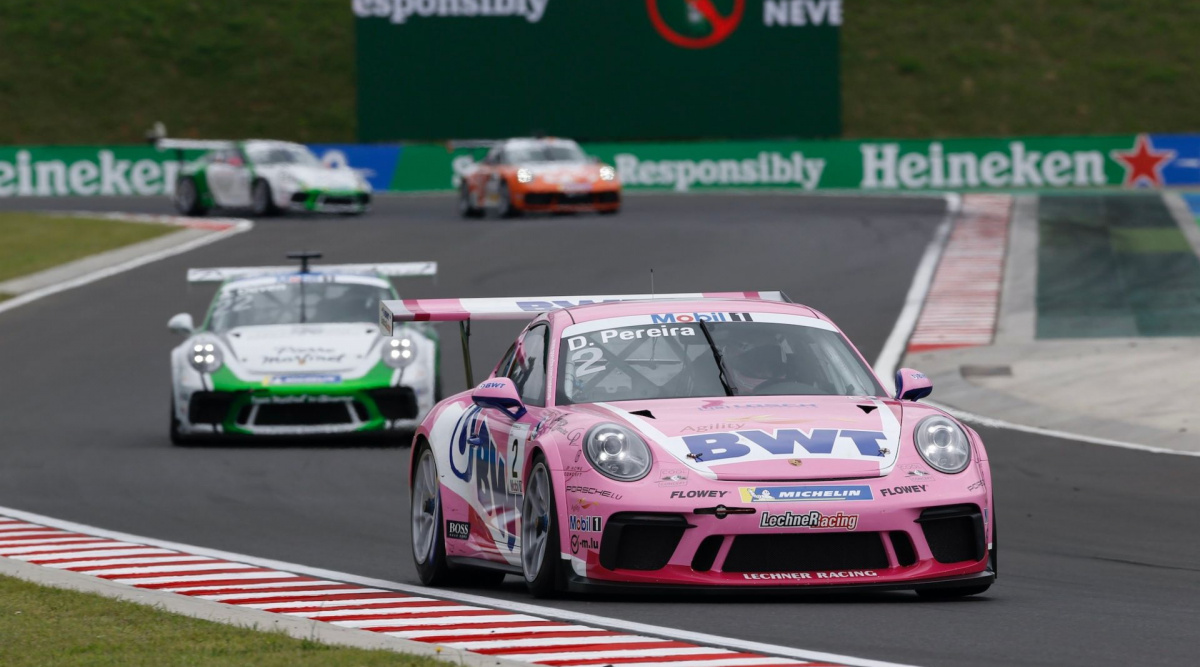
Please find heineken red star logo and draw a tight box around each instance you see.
[1111,134,1174,187]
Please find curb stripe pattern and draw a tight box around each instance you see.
[0,515,839,667]
[907,194,1012,353]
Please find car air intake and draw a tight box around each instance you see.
[889,531,918,567]
[917,504,986,564]
[367,387,418,421]
[188,391,241,425]
[722,533,889,573]
[254,402,353,426]
[599,513,688,571]
[691,535,724,572]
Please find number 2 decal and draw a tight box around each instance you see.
[507,422,532,495]
[572,348,606,377]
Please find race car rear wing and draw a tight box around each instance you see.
[188,262,437,283]
[380,291,789,386]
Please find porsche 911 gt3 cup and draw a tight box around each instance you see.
[385,293,996,598]
[167,254,439,443]
[157,137,372,217]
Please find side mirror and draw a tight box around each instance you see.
[894,368,933,402]
[168,313,195,336]
[472,378,527,420]
[587,155,600,164]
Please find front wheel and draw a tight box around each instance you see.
[411,444,451,585]
[496,181,519,219]
[521,456,563,597]
[459,182,483,218]
[174,178,207,216]
[251,179,279,217]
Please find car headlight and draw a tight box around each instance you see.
[188,341,223,373]
[914,415,971,474]
[383,334,417,368]
[516,168,533,184]
[599,166,616,181]
[584,423,652,481]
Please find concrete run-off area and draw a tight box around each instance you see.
[905,192,1200,454]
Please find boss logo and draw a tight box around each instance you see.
[446,520,471,540]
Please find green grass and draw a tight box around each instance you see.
[0,575,444,667]
[0,213,176,284]
[0,1,1197,142]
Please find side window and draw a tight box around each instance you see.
[506,325,548,407]
[494,342,517,378]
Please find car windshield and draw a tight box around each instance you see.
[556,318,885,405]
[506,142,586,163]
[246,144,322,167]
[207,278,393,331]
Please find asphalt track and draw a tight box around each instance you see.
[1,194,1197,667]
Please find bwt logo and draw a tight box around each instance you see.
[517,299,620,312]
[651,312,754,324]
[682,429,888,462]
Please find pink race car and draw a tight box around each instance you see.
[382,293,996,598]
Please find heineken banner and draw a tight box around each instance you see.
[1,134,1196,197]
[353,0,843,142]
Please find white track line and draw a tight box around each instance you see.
[0,504,919,667]
[872,193,958,393]
[0,217,252,317]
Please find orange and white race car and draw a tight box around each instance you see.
[458,138,621,218]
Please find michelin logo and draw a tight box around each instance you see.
[739,485,874,503]
[353,0,549,24]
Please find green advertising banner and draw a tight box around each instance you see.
[389,134,1194,193]
[0,146,186,197]
[354,0,843,142]
[3,134,1192,197]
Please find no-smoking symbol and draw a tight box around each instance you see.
[647,0,745,49]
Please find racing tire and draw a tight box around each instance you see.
[411,442,453,586]
[521,454,564,597]
[174,177,207,216]
[497,181,519,219]
[251,179,280,217]
[459,182,484,218]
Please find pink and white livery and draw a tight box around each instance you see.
[383,293,996,598]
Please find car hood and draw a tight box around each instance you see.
[266,165,363,191]
[218,323,381,375]
[519,162,602,184]
[585,396,904,481]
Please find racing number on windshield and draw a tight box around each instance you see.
[507,422,532,495]
[571,348,606,377]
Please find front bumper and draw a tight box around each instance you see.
[515,186,620,212]
[287,190,371,214]
[185,385,419,436]
[563,477,993,589]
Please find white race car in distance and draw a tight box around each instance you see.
[157,138,372,217]
[167,254,438,443]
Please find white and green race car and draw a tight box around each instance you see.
[158,138,372,216]
[167,254,438,444]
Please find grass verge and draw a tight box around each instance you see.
[0,212,176,284]
[0,574,446,667]
[1,1,1197,142]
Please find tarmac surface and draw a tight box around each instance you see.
[1,194,1197,667]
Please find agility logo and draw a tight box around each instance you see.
[739,485,873,503]
[647,0,744,49]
